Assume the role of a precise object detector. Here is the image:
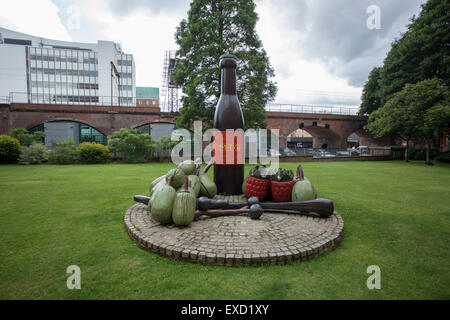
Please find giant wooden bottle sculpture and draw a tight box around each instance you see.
[213,54,245,195]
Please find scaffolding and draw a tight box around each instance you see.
[161,50,179,113]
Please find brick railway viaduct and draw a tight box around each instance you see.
[0,103,389,150]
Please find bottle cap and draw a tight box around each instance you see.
[220,54,238,68]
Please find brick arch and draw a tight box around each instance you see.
[131,119,176,129]
[26,118,108,136]
[266,112,373,150]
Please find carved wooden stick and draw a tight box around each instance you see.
[197,197,334,217]
[195,204,263,220]
[134,195,150,205]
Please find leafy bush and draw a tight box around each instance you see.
[0,135,22,163]
[108,129,156,163]
[436,151,450,163]
[19,143,49,165]
[77,142,111,164]
[9,128,46,146]
[49,140,78,164]
[409,147,439,160]
[155,136,180,161]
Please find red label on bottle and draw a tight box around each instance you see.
[213,130,244,165]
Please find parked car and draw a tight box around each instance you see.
[336,151,351,157]
[268,149,281,157]
[313,150,335,158]
[283,148,296,156]
[355,146,369,155]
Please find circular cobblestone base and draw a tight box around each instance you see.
[124,199,344,266]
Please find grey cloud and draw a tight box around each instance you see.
[107,0,189,16]
[267,0,424,87]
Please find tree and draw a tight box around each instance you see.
[156,136,180,162]
[172,0,277,130]
[9,128,46,146]
[422,104,450,164]
[108,129,156,163]
[366,79,449,162]
[359,67,382,115]
[360,0,450,114]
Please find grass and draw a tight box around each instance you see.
[0,161,449,300]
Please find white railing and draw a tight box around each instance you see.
[0,96,10,104]
[6,92,361,115]
[265,103,360,115]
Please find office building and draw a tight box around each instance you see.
[0,27,136,106]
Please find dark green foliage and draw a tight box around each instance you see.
[366,79,449,161]
[409,147,439,161]
[248,165,272,179]
[156,136,179,161]
[380,0,450,105]
[108,129,157,163]
[77,142,111,164]
[9,128,46,146]
[173,0,277,130]
[270,168,294,182]
[360,0,450,114]
[49,140,78,165]
[19,143,48,165]
[436,151,450,163]
[359,67,382,115]
[0,135,22,163]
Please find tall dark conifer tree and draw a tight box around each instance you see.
[172,0,277,130]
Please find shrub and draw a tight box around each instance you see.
[77,142,111,164]
[9,128,46,146]
[108,129,156,163]
[0,135,22,163]
[409,147,439,160]
[19,143,49,165]
[49,140,78,164]
[155,136,180,161]
[436,151,450,163]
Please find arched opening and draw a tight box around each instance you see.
[29,121,107,148]
[135,122,176,142]
[347,132,360,149]
[287,129,313,155]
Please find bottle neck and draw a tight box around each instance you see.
[221,67,236,95]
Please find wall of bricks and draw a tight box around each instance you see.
[1,103,392,151]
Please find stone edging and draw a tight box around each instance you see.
[124,203,344,266]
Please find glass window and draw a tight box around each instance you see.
[80,124,106,145]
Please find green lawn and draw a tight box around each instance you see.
[0,161,449,300]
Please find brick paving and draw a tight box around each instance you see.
[124,196,344,266]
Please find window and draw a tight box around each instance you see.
[80,125,106,145]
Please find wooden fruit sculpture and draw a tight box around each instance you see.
[198,161,217,198]
[245,166,270,201]
[178,160,196,175]
[172,177,197,226]
[151,177,176,224]
[292,165,317,202]
[166,168,186,189]
[270,168,295,202]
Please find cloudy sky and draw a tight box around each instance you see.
[0,0,424,107]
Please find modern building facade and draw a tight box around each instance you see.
[0,27,136,106]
